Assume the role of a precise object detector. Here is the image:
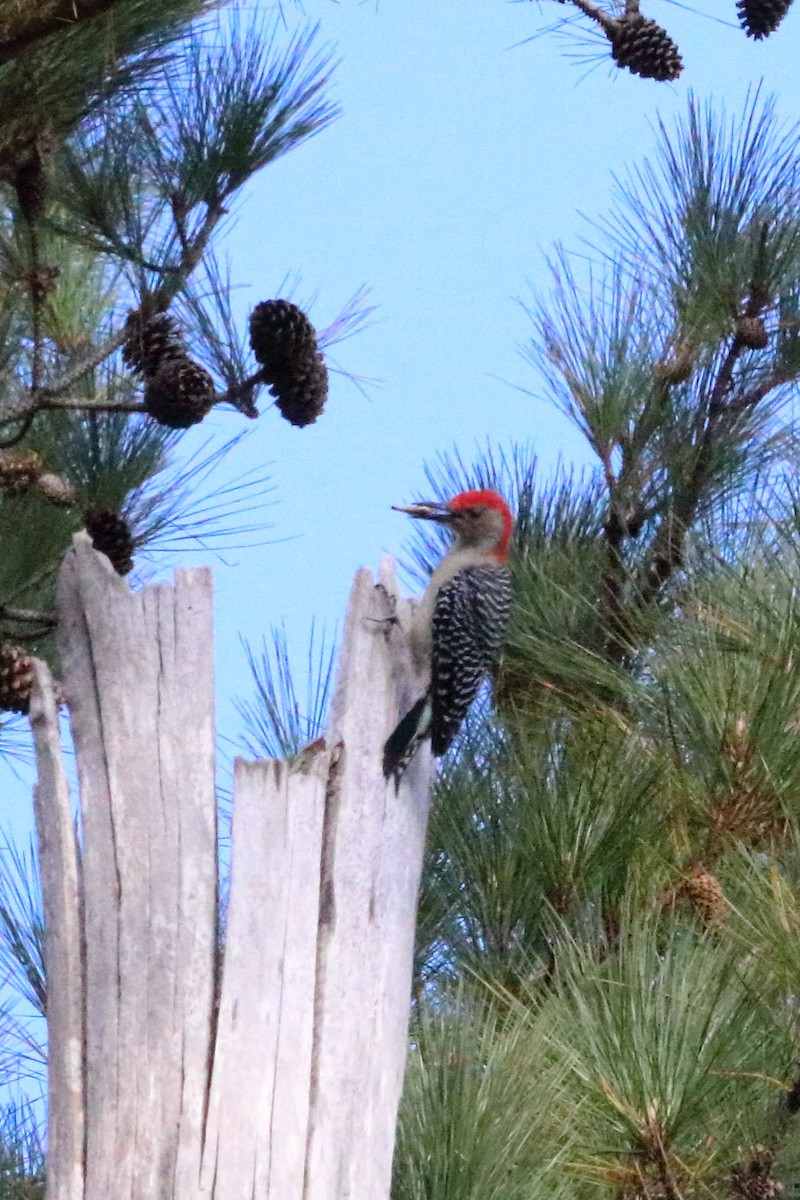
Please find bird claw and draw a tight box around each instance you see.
[366,582,400,639]
[374,581,398,612]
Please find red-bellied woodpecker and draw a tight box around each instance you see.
[383,488,513,782]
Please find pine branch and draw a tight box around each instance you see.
[599,446,649,658]
[214,370,262,419]
[36,330,128,403]
[0,605,56,627]
[39,396,145,413]
[594,330,793,652]
[0,18,340,438]
[0,0,128,65]
[0,0,214,174]
[158,197,228,305]
[0,410,36,450]
[564,0,615,32]
[23,223,46,393]
[36,371,262,417]
[1,195,230,427]
[634,337,748,610]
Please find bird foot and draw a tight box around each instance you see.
[366,582,400,639]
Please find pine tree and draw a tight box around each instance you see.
[389,93,800,1200]
[5,12,800,1200]
[0,0,362,1153]
[0,1,359,724]
[229,91,800,1200]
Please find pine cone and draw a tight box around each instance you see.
[737,0,793,36]
[269,352,329,428]
[731,1148,783,1200]
[0,643,36,714]
[735,315,769,350]
[608,14,683,81]
[37,472,76,507]
[655,342,695,385]
[84,508,135,576]
[122,311,186,378]
[13,136,52,223]
[249,299,318,379]
[143,355,215,429]
[0,450,43,497]
[679,866,728,928]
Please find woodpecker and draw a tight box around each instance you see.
[383,488,513,782]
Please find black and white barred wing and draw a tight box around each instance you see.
[429,564,512,756]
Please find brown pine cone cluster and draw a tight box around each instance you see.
[144,357,216,430]
[13,135,52,223]
[681,866,728,928]
[0,642,36,714]
[665,865,729,929]
[122,312,185,377]
[734,315,770,350]
[122,311,215,429]
[731,1148,783,1200]
[84,508,136,576]
[596,0,793,81]
[249,300,328,428]
[0,451,74,506]
[0,450,44,497]
[607,13,683,81]
[737,0,793,36]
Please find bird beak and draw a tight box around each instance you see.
[392,502,454,523]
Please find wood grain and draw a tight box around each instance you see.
[35,539,431,1200]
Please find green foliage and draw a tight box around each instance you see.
[395,912,798,1200]
[525,254,671,465]
[0,1104,43,1200]
[0,495,78,619]
[417,713,664,989]
[0,0,214,164]
[649,566,800,844]
[606,91,800,337]
[539,913,794,1195]
[394,994,570,1200]
[157,18,337,207]
[0,839,44,1018]
[0,2,345,682]
[236,623,336,760]
[52,18,336,275]
[393,91,800,1200]
[28,407,170,511]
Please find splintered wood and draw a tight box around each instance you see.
[30,535,431,1200]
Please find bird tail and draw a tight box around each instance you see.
[383,693,432,782]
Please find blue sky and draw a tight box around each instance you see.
[201,0,800,736]
[3,0,800,823]
[0,0,799,1113]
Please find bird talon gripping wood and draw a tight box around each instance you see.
[383,489,513,782]
[365,585,400,640]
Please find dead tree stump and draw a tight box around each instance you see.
[31,533,431,1200]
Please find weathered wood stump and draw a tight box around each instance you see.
[31,533,431,1200]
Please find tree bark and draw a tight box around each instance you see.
[32,535,431,1200]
